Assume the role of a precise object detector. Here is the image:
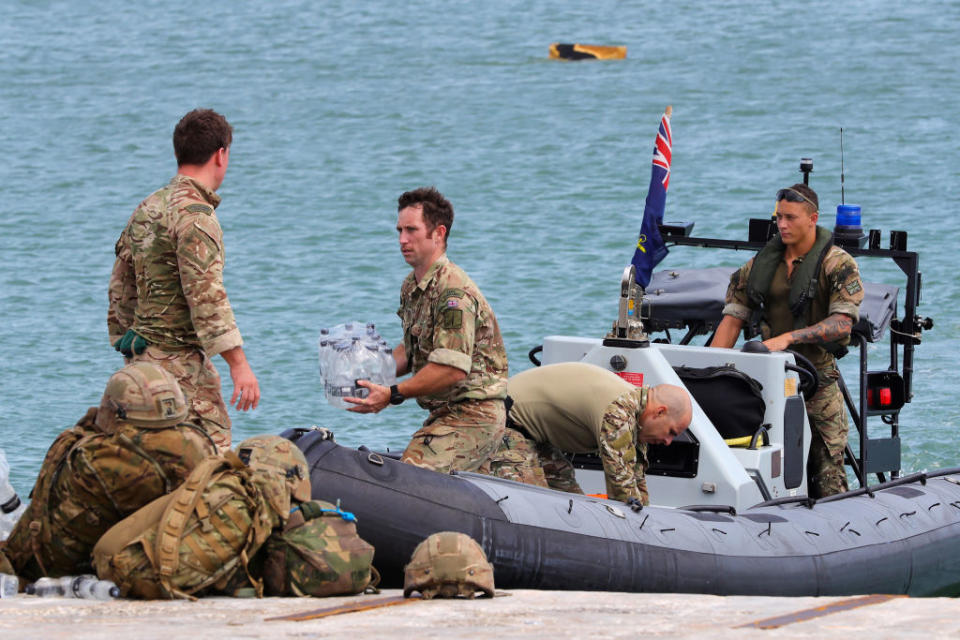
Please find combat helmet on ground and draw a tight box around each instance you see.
[403,531,494,599]
[95,361,188,433]
[235,435,312,502]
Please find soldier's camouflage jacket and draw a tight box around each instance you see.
[398,255,508,411]
[108,175,242,356]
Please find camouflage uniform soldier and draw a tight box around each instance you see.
[3,362,215,581]
[108,108,259,451]
[479,362,692,505]
[712,184,864,498]
[347,187,509,474]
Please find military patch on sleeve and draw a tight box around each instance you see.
[184,203,214,215]
[436,288,468,316]
[441,308,463,330]
[440,288,466,301]
[177,225,221,272]
[844,280,862,295]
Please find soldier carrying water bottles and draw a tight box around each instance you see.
[344,187,509,475]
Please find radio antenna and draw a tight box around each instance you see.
[840,127,845,204]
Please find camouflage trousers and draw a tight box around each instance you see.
[476,427,549,488]
[477,428,590,494]
[806,369,849,499]
[401,398,505,474]
[480,393,649,505]
[132,346,231,451]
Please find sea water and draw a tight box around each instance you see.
[1,0,958,494]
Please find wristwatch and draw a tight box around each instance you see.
[389,384,406,405]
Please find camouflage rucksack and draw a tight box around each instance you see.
[262,500,378,597]
[93,451,288,600]
[4,408,214,582]
[3,409,94,580]
[5,363,212,581]
[0,544,15,576]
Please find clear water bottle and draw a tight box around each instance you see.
[60,574,94,598]
[324,342,363,409]
[379,345,397,387]
[317,338,331,380]
[25,576,64,597]
[0,572,18,598]
[0,448,27,541]
[70,575,120,600]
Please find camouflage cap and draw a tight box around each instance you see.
[403,531,494,599]
[235,435,311,503]
[95,361,188,432]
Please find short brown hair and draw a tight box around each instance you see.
[776,183,819,213]
[398,186,454,245]
[173,109,233,166]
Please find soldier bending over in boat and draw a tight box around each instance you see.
[478,362,692,506]
[346,187,509,474]
[710,183,864,498]
[107,108,259,451]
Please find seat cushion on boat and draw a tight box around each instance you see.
[643,268,898,343]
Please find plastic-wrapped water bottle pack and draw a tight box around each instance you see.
[318,322,397,410]
[0,448,27,541]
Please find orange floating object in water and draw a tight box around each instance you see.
[549,43,627,60]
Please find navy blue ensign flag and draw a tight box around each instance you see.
[631,107,672,288]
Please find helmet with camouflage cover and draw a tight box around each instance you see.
[235,435,311,503]
[95,361,188,432]
[403,531,494,599]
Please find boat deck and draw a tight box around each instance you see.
[2,588,957,639]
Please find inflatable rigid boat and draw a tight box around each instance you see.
[288,427,960,597]
[288,188,948,596]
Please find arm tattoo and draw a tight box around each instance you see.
[789,314,853,345]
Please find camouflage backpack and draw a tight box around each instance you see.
[92,451,289,600]
[5,420,214,581]
[5,363,213,581]
[262,500,378,598]
[3,409,94,580]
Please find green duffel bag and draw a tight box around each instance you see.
[262,499,378,597]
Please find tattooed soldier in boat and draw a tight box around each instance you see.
[711,183,864,498]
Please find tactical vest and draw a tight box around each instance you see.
[744,226,848,359]
[93,452,286,600]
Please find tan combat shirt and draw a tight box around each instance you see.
[507,362,648,452]
[397,255,508,411]
[107,175,242,356]
[723,243,864,372]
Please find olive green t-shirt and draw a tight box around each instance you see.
[507,362,643,452]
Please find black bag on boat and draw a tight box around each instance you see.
[673,365,765,440]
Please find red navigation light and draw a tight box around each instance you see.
[880,388,892,406]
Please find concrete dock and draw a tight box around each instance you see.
[2,589,959,639]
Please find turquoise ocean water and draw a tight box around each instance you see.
[1,1,958,495]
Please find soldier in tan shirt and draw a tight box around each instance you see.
[347,187,508,474]
[108,109,259,450]
[481,362,691,505]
